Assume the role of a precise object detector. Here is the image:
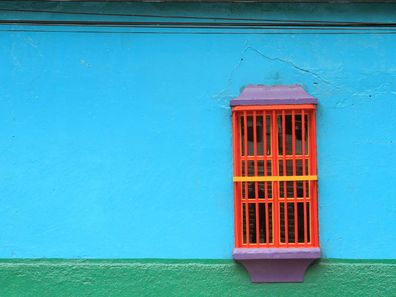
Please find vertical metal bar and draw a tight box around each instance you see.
[243,111,250,246]
[292,110,298,244]
[253,112,259,246]
[311,109,319,247]
[272,110,279,247]
[263,111,270,246]
[302,110,308,246]
[238,115,243,248]
[232,110,240,247]
[238,112,244,247]
[282,110,288,246]
[239,113,245,246]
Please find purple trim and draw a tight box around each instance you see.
[233,248,321,259]
[230,85,317,106]
[233,248,320,283]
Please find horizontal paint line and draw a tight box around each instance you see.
[234,175,318,182]
[3,29,396,35]
[2,7,396,26]
[0,259,394,267]
[3,19,396,28]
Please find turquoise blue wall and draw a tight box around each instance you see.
[0,2,395,259]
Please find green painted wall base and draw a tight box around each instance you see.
[1,259,395,296]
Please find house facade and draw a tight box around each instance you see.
[0,1,395,296]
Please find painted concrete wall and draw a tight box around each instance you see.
[1,259,395,297]
[0,2,396,260]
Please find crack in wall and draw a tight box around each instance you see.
[246,45,332,86]
[212,42,250,109]
[214,43,336,106]
[214,43,396,110]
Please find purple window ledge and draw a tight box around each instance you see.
[230,85,318,106]
[233,248,321,283]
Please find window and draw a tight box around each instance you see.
[231,85,320,283]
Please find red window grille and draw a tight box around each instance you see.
[232,104,319,249]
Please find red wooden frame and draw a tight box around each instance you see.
[232,105,319,248]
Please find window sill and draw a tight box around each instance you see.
[233,247,321,283]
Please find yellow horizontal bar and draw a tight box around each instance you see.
[233,175,318,182]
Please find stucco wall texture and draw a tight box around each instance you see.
[1,259,395,297]
[0,0,395,266]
